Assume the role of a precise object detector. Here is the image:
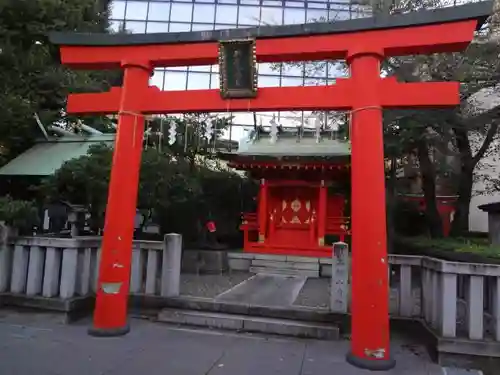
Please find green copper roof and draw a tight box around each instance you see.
[237,130,351,157]
[0,135,115,176]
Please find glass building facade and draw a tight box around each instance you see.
[108,0,474,142]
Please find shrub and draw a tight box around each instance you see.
[0,195,39,234]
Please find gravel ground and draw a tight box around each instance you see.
[180,272,253,298]
[293,278,330,309]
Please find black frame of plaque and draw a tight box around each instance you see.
[218,39,258,99]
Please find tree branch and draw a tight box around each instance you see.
[472,121,499,165]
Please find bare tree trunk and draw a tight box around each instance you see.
[416,139,444,238]
[450,165,474,237]
[450,121,498,236]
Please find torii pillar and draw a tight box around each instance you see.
[347,48,393,369]
[88,61,152,337]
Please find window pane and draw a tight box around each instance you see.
[210,74,220,89]
[259,75,280,87]
[328,10,355,21]
[264,1,282,6]
[193,4,215,23]
[190,65,211,72]
[304,77,327,86]
[111,1,126,19]
[110,20,125,32]
[150,69,165,90]
[146,22,169,33]
[306,9,327,22]
[285,1,304,8]
[281,77,303,87]
[169,23,191,32]
[216,5,237,24]
[214,24,233,30]
[165,71,188,90]
[282,63,303,77]
[191,23,214,31]
[308,2,327,9]
[261,7,283,24]
[124,21,146,33]
[258,63,279,75]
[187,72,211,90]
[284,8,305,24]
[304,62,326,78]
[125,1,147,20]
[328,62,347,78]
[148,2,171,22]
[238,6,260,25]
[169,66,189,71]
[170,3,193,22]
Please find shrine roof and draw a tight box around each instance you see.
[49,1,492,47]
[0,135,115,176]
[218,129,350,163]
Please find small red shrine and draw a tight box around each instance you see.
[220,127,350,258]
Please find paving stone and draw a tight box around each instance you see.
[215,274,306,306]
[0,313,477,375]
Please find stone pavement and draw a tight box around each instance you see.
[0,310,448,375]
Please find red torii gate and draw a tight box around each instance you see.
[50,1,491,371]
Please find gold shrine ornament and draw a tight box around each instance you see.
[291,198,301,212]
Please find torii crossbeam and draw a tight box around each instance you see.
[50,1,492,371]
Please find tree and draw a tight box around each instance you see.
[0,0,120,164]
[40,117,255,244]
[281,0,500,237]
[379,0,500,237]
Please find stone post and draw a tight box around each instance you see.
[0,223,13,293]
[161,233,182,297]
[478,202,500,245]
[330,241,349,313]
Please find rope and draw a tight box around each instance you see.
[118,110,144,148]
[346,106,383,141]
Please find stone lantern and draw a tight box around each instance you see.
[478,202,500,245]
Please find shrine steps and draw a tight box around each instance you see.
[249,255,320,278]
[157,308,339,340]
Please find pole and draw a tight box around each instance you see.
[258,178,268,243]
[317,180,327,246]
[88,61,151,337]
[346,50,395,370]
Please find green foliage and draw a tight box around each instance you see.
[41,143,112,231]
[0,0,119,163]
[41,141,254,243]
[392,199,427,237]
[0,195,39,232]
[404,236,500,259]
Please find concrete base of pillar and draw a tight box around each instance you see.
[88,323,130,337]
[346,351,396,372]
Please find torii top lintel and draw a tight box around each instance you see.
[50,1,491,68]
[49,1,493,115]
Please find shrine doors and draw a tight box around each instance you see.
[268,186,317,248]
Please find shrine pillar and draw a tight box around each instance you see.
[346,49,394,370]
[317,180,327,246]
[88,61,152,337]
[258,179,268,242]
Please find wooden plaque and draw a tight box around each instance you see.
[218,39,257,99]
